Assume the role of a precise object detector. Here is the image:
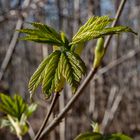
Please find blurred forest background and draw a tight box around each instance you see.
[0,0,140,140]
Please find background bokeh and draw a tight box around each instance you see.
[0,0,140,140]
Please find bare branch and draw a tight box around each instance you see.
[0,19,23,80]
[96,48,140,78]
[0,0,32,80]
[27,121,35,139]
[104,0,127,50]
[34,93,60,140]
[101,88,125,132]
[101,86,118,132]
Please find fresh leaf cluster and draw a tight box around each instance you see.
[18,15,136,98]
[0,93,37,137]
[74,132,132,140]
[29,50,86,98]
[18,22,87,98]
[71,16,137,45]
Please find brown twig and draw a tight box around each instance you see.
[34,92,60,140]
[40,68,98,137]
[95,48,140,79]
[27,121,35,139]
[101,88,125,132]
[0,18,23,80]
[104,0,127,51]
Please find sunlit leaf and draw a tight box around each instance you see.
[104,133,132,140]
[29,50,86,97]
[25,103,37,117]
[0,118,11,128]
[28,51,58,94]
[42,50,61,96]
[74,132,103,140]
[0,94,37,137]
[74,132,132,140]
[0,94,37,120]
[18,22,66,46]
[71,16,137,45]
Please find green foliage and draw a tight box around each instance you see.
[29,50,86,98]
[62,51,86,92]
[74,132,103,140]
[105,133,132,140]
[18,22,87,98]
[91,122,100,133]
[0,93,37,137]
[74,132,132,140]
[18,15,137,99]
[18,22,70,48]
[93,37,105,69]
[71,16,137,45]
[75,123,132,140]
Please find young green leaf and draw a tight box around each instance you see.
[60,32,70,48]
[42,50,62,96]
[0,118,15,134]
[71,16,137,45]
[13,95,27,120]
[29,50,86,98]
[74,132,103,140]
[61,51,86,93]
[0,94,37,120]
[0,118,11,128]
[25,103,37,118]
[0,94,16,116]
[93,37,105,69]
[91,122,100,133]
[0,94,37,137]
[104,133,132,140]
[74,132,132,140]
[28,51,58,95]
[18,22,64,46]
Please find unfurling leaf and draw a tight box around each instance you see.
[25,103,37,117]
[74,132,103,140]
[74,43,85,55]
[91,122,100,133]
[93,37,105,69]
[0,94,37,137]
[74,132,132,140]
[0,118,11,128]
[104,133,132,140]
[60,32,69,49]
[18,22,67,46]
[42,50,62,96]
[0,94,27,120]
[71,16,137,45]
[28,51,60,95]
[61,51,86,93]
[29,50,86,98]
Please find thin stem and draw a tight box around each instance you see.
[104,0,126,51]
[40,68,98,137]
[27,121,35,140]
[34,92,60,140]
[39,0,127,139]
[18,136,22,140]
